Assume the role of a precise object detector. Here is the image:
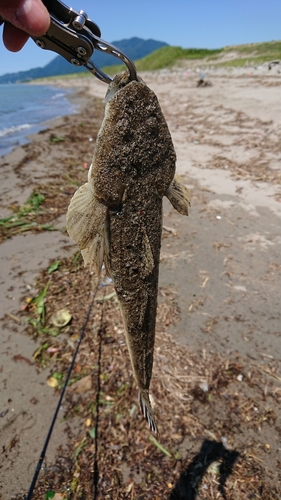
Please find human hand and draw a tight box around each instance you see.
[0,0,50,51]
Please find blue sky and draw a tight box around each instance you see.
[0,0,281,76]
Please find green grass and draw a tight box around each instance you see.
[217,40,281,67]
[102,46,222,76]
[225,40,281,58]
[0,191,55,240]
[94,41,281,75]
[218,57,274,68]
[136,46,222,70]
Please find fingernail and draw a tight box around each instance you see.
[16,0,49,34]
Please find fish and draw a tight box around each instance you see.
[66,72,190,434]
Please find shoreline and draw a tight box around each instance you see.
[0,82,102,215]
[0,83,88,160]
[0,82,106,496]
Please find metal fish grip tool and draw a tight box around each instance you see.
[34,0,137,83]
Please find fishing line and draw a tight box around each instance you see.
[26,280,100,500]
[93,310,105,500]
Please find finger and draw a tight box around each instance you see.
[3,22,29,51]
[0,0,50,37]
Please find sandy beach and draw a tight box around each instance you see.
[0,67,280,499]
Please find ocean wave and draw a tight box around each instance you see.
[0,123,31,138]
[51,92,66,100]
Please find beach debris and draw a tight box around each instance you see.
[46,376,59,388]
[96,291,117,303]
[66,71,190,434]
[6,312,21,323]
[47,260,61,274]
[149,435,172,457]
[268,60,280,70]
[51,308,72,328]
[53,494,64,500]
[0,190,57,242]
[28,282,49,329]
[163,225,178,236]
[196,78,212,87]
[44,491,57,500]
[69,375,92,393]
[20,248,281,498]
[13,354,33,365]
[49,134,65,143]
[26,284,70,336]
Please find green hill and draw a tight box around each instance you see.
[101,40,281,76]
[16,39,281,83]
[101,46,222,76]
[212,40,281,66]
[0,37,168,84]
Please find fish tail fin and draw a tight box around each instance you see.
[66,182,107,274]
[166,173,191,215]
[139,390,158,435]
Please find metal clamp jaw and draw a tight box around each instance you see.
[36,0,138,83]
[1,0,137,84]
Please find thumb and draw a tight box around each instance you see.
[0,0,50,36]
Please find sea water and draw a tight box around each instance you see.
[0,83,75,157]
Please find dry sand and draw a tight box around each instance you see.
[0,68,280,498]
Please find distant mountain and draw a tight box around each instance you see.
[0,37,168,84]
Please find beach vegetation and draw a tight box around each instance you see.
[102,46,222,75]
[44,491,56,500]
[49,135,66,142]
[26,281,49,334]
[47,260,61,274]
[216,40,281,67]
[19,192,45,215]
[0,191,56,241]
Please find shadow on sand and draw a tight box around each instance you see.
[169,439,240,500]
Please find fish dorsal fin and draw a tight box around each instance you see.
[66,182,107,250]
[166,174,191,216]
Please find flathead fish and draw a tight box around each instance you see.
[66,72,190,434]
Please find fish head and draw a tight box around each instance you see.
[105,71,143,104]
[93,71,176,205]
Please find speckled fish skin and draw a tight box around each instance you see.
[66,72,190,434]
[104,73,176,435]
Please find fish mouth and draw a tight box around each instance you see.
[105,71,143,103]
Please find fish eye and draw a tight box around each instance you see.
[110,205,122,215]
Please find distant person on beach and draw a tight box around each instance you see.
[0,0,50,51]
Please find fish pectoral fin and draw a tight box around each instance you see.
[66,182,107,274]
[165,174,191,216]
[81,232,105,275]
[139,390,158,435]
